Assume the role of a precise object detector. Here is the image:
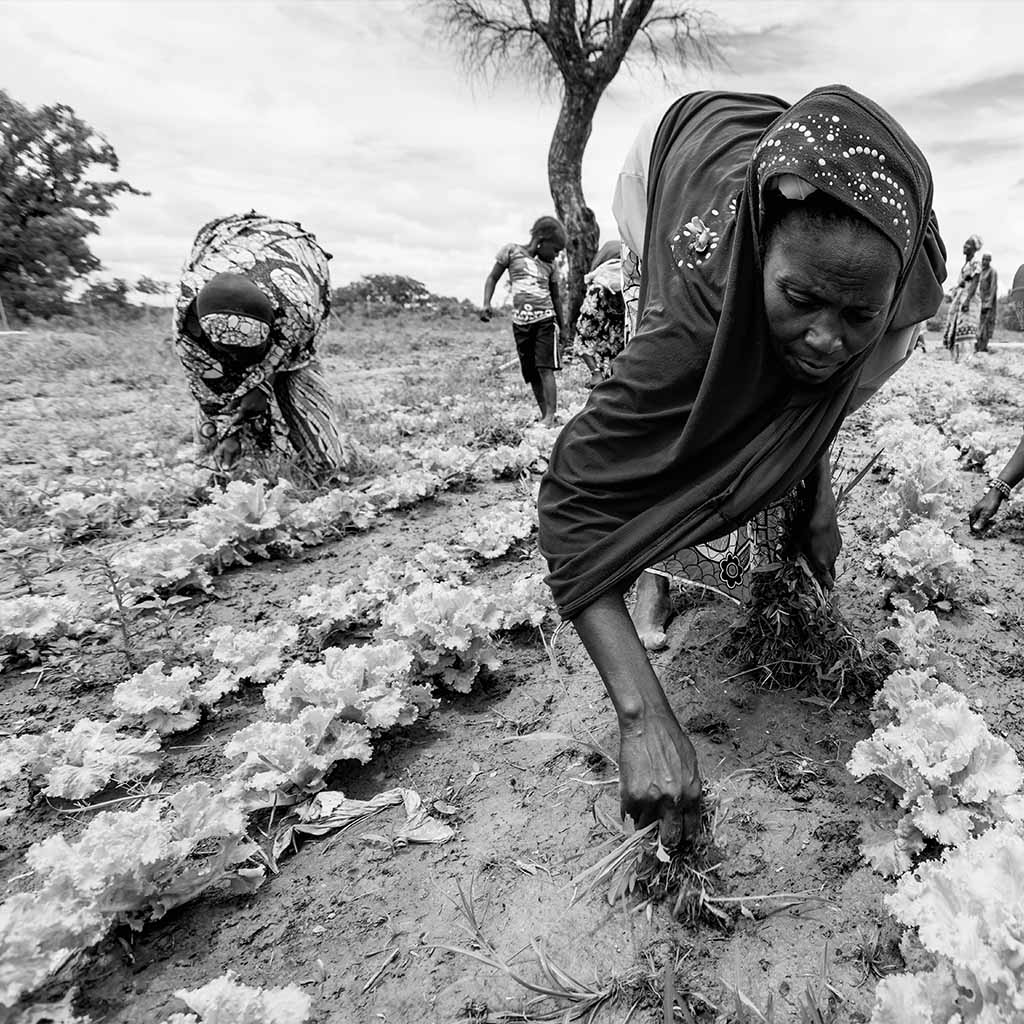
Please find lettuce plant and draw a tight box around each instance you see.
[188,480,301,568]
[45,491,116,543]
[876,420,961,528]
[876,521,973,609]
[458,501,536,560]
[112,661,206,735]
[160,970,311,1024]
[879,600,953,677]
[0,595,93,666]
[362,470,443,512]
[483,440,544,480]
[220,707,373,809]
[205,622,298,688]
[849,670,1024,874]
[871,822,1024,1023]
[113,535,215,595]
[0,719,162,800]
[0,783,258,1006]
[378,581,503,692]
[491,572,554,630]
[263,639,429,727]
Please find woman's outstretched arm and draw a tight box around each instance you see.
[970,433,1024,532]
[571,590,702,845]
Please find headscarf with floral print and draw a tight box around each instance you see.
[540,86,946,617]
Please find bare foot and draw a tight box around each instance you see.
[631,571,672,651]
[539,416,555,427]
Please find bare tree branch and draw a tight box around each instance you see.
[430,0,558,92]
[426,0,722,328]
[620,6,722,82]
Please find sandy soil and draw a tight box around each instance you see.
[1,314,1021,1024]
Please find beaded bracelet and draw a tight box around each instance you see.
[990,477,1013,500]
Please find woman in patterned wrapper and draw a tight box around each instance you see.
[942,233,983,362]
[573,240,627,386]
[538,86,947,845]
[173,212,357,480]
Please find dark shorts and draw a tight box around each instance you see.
[513,320,560,384]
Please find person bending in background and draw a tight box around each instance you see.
[943,233,983,362]
[481,217,567,427]
[538,86,945,844]
[573,240,627,386]
[173,212,356,481]
[976,251,998,353]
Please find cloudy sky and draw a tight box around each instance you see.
[5,0,1023,302]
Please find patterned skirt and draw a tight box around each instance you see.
[943,289,981,349]
[572,284,626,378]
[648,489,803,605]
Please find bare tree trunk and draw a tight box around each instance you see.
[548,83,602,342]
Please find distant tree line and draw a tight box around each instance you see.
[332,274,478,318]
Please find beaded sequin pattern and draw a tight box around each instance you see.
[752,112,914,255]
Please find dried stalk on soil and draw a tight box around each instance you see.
[831,446,883,514]
[430,879,642,1023]
[86,552,140,671]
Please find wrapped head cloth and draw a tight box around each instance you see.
[196,272,275,351]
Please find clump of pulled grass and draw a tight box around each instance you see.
[725,556,889,704]
[570,795,826,930]
[570,798,731,927]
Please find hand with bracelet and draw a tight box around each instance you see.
[970,437,1024,532]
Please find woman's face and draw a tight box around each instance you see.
[207,337,269,366]
[762,218,900,384]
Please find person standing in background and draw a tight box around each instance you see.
[943,233,983,361]
[481,217,567,426]
[976,251,998,353]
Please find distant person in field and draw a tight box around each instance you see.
[976,251,998,353]
[942,233,983,361]
[538,86,945,846]
[173,212,355,479]
[1013,263,1024,330]
[970,262,1024,532]
[481,217,567,426]
[573,240,627,386]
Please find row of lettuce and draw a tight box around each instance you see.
[852,358,1023,1023]
[0,429,559,1013]
[4,355,1024,1018]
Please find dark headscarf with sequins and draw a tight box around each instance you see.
[539,86,946,618]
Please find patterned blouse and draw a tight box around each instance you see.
[173,212,332,439]
[493,243,557,324]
